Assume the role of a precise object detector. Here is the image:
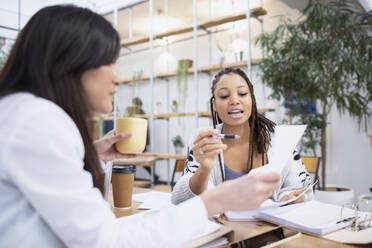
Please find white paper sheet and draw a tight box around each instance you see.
[225,125,309,221]
[248,125,307,175]
[132,191,172,210]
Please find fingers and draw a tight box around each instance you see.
[192,138,226,156]
[194,129,218,144]
[280,194,292,202]
[293,187,312,196]
[254,172,281,184]
[112,132,132,143]
[195,143,226,155]
[240,173,280,198]
[201,143,227,153]
[116,153,138,159]
[105,130,115,137]
[292,195,306,204]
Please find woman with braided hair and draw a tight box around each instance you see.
[172,68,313,205]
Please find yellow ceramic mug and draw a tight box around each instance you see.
[115,117,148,153]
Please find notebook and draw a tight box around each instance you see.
[257,200,368,236]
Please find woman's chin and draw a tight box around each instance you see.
[96,106,113,115]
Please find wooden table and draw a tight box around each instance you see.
[114,154,158,166]
[276,233,359,248]
[110,188,363,247]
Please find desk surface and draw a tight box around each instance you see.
[113,153,187,166]
[114,154,158,166]
[278,233,358,248]
[110,187,361,247]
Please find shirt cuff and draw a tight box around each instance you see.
[100,160,113,201]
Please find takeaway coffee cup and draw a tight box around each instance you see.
[111,165,136,208]
[115,117,148,154]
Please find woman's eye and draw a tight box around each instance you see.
[239,93,248,96]
[219,95,229,99]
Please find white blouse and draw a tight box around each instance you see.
[0,93,208,247]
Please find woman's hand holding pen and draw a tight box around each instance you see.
[280,187,313,204]
[192,129,227,171]
[189,129,227,195]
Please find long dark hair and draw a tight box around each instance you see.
[0,5,121,195]
[210,68,275,179]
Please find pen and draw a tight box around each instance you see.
[211,134,240,139]
[336,216,355,224]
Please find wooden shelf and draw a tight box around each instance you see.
[92,109,274,121]
[120,8,266,47]
[121,59,262,84]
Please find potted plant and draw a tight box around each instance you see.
[171,100,178,113]
[256,0,371,204]
[176,59,192,111]
[172,135,184,154]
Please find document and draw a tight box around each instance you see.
[132,191,172,210]
[225,125,308,221]
[248,125,307,175]
[257,200,369,236]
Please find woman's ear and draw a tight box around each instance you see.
[212,98,216,112]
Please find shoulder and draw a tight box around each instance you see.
[0,93,84,167]
[12,93,79,136]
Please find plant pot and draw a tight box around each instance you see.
[126,106,138,116]
[234,51,243,62]
[178,59,193,69]
[315,185,355,206]
[171,103,178,113]
[175,146,183,154]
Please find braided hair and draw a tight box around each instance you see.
[210,68,275,180]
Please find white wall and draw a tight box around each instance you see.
[116,0,372,197]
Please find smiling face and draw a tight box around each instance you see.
[81,64,120,114]
[213,73,252,126]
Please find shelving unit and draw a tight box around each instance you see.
[120,8,267,47]
[93,108,274,121]
[103,1,269,185]
[120,60,262,84]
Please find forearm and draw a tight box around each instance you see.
[189,166,212,195]
[200,186,225,218]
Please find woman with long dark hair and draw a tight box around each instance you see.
[0,5,281,247]
[172,68,313,204]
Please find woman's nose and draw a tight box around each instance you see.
[229,94,240,105]
[112,65,120,86]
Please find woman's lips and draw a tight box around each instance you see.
[228,110,244,119]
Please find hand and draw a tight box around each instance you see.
[192,129,227,172]
[94,130,137,162]
[201,172,281,218]
[280,188,313,204]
